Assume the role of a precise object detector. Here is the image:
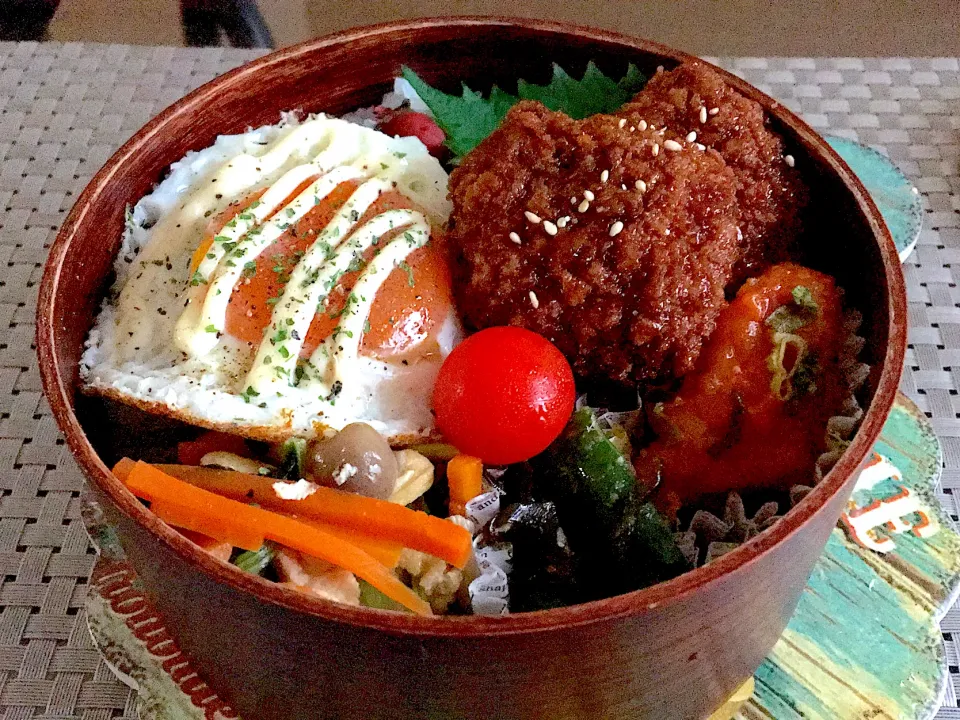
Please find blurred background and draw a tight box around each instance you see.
[0,0,958,56]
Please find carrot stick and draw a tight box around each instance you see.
[114,458,404,568]
[117,461,471,569]
[151,500,264,552]
[447,455,483,516]
[313,523,403,569]
[123,462,431,615]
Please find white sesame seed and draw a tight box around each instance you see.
[609,221,624,237]
[583,189,595,201]
[657,128,666,135]
[652,143,660,157]
[600,170,610,183]
[621,183,627,190]
[911,186,920,194]
[695,143,706,151]
[686,131,697,143]
[637,120,648,131]
[571,196,578,205]
[664,228,671,235]
[784,154,795,167]
[618,118,627,128]
[630,126,636,132]
[524,211,541,223]
[529,291,540,309]
[557,216,570,228]
[543,220,558,236]
[699,106,708,123]
[664,139,683,152]
[509,232,522,245]
[656,65,664,73]
[635,179,647,192]
[578,199,590,213]
[709,107,719,116]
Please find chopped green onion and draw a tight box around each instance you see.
[233,544,276,575]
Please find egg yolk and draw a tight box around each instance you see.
[205,182,452,362]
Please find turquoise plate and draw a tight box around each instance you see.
[827,136,923,262]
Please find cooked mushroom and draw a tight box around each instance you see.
[306,423,399,500]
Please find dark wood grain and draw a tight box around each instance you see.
[36,17,906,720]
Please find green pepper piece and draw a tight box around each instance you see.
[553,408,637,526]
[545,407,689,598]
[278,437,307,480]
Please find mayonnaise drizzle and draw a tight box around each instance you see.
[172,162,437,407]
[308,224,430,397]
[243,178,425,393]
[114,121,337,359]
[173,163,321,355]
[107,112,461,418]
[197,164,319,282]
[176,165,363,357]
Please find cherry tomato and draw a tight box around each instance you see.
[177,430,250,466]
[378,111,446,158]
[432,326,576,464]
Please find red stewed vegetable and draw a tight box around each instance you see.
[378,110,446,157]
[432,326,575,465]
[177,430,249,466]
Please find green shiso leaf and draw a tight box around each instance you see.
[400,67,517,159]
[518,61,645,118]
[400,62,647,159]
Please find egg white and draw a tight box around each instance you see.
[81,113,461,443]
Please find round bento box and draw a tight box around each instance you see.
[37,17,906,720]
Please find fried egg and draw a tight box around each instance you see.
[81,113,461,444]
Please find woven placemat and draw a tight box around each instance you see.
[0,42,957,718]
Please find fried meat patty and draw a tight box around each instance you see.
[447,101,741,385]
[618,63,807,279]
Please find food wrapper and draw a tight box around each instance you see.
[466,491,502,527]
[476,543,514,575]
[679,309,869,565]
[468,567,510,616]
[461,491,514,615]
